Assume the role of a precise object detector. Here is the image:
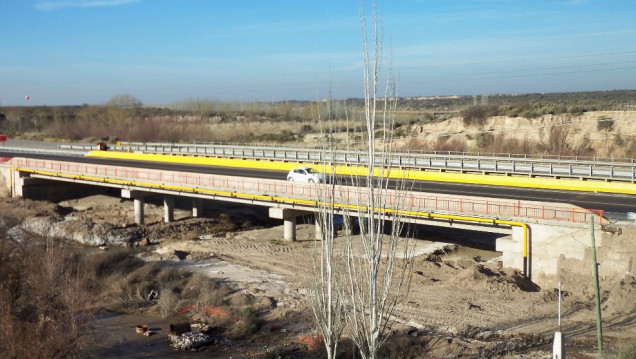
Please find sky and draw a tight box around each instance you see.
[0,0,635,106]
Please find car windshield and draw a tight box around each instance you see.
[306,168,319,174]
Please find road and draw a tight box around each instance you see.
[1,148,635,218]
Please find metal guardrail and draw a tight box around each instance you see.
[0,146,85,157]
[8,157,603,224]
[59,142,636,182]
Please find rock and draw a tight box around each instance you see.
[168,331,212,350]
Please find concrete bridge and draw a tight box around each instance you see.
[1,156,632,288]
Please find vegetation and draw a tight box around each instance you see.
[0,201,268,357]
[0,90,634,147]
[308,3,415,359]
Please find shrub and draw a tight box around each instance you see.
[461,105,498,126]
[299,332,325,352]
[230,306,259,338]
[608,338,636,359]
[0,236,94,358]
[87,249,144,278]
[156,285,180,318]
[475,132,494,148]
[597,117,614,131]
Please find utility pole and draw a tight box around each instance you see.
[590,216,603,358]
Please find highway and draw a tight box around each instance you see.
[2,148,635,217]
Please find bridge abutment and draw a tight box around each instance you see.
[496,222,634,288]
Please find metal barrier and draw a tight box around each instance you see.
[8,157,603,224]
[59,142,636,182]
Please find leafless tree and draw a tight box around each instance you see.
[309,2,414,358]
[343,3,414,358]
[308,95,348,359]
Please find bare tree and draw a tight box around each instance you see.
[343,2,415,358]
[309,3,413,358]
[308,95,348,359]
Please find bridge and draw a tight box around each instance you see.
[0,142,634,287]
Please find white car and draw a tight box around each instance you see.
[287,166,326,183]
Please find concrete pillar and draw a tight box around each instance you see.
[164,195,174,223]
[269,207,300,241]
[192,198,203,217]
[122,189,146,225]
[283,211,297,241]
[134,197,145,225]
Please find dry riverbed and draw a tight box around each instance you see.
[4,194,636,358]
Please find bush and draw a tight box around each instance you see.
[87,249,145,278]
[608,338,636,359]
[230,306,259,338]
[461,105,498,126]
[597,117,614,131]
[156,284,180,318]
[0,237,94,358]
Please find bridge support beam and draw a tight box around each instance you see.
[122,189,146,225]
[192,198,203,218]
[164,195,174,223]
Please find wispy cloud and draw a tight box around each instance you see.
[35,0,140,11]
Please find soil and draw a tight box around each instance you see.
[396,110,636,158]
[5,195,636,358]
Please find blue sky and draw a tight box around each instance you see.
[1,0,635,106]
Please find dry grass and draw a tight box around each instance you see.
[0,236,94,358]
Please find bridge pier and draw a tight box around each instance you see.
[192,198,203,217]
[269,207,309,241]
[164,195,174,223]
[122,189,146,225]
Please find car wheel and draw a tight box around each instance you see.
[288,177,294,181]
[308,179,315,183]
